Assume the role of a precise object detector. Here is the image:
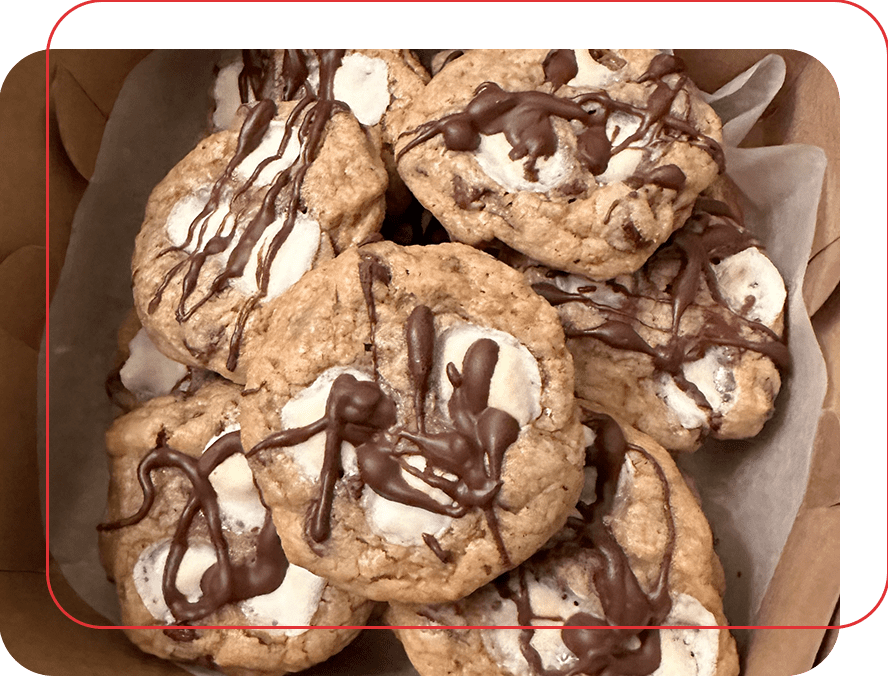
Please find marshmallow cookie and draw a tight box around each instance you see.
[387,410,739,676]
[524,187,788,452]
[98,380,374,676]
[395,49,724,280]
[133,50,388,381]
[212,49,429,216]
[238,241,585,603]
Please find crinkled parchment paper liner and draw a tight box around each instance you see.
[40,50,835,675]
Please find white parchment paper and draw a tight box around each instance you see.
[41,50,828,674]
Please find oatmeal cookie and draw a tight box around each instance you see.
[395,49,723,280]
[98,380,374,676]
[238,241,585,603]
[387,409,739,676]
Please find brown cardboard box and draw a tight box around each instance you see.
[1,49,839,675]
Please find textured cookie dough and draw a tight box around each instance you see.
[239,241,585,604]
[99,381,374,676]
[387,409,739,676]
[521,183,787,452]
[133,86,388,381]
[395,49,724,280]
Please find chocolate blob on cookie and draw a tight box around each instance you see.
[238,241,585,604]
[395,49,723,280]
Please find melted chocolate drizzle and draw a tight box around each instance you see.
[397,51,723,186]
[99,431,290,625]
[496,412,675,676]
[532,199,788,420]
[150,50,348,372]
[248,256,521,566]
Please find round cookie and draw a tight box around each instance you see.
[521,185,788,452]
[238,241,585,604]
[98,380,375,676]
[394,49,724,280]
[133,67,388,381]
[387,409,739,676]
[212,49,429,217]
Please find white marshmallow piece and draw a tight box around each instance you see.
[206,444,268,534]
[333,53,390,126]
[229,211,321,300]
[595,148,644,185]
[658,375,708,431]
[119,328,188,401]
[436,324,542,427]
[682,347,737,417]
[165,189,231,253]
[362,485,454,547]
[239,564,327,635]
[568,49,622,89]
[279,367,369,480]
[713,247,786,328]
[474,132,575,193]
[212,60,245,131]
[650,594,719,676]
[133,540,217,623]
[234,120,303,186]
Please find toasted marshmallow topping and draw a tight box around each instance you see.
[239,563,326,635]
[333,53,390,126]
[119,328,188,401]
[435,323,542,426]
[474,132,575,193]
[713,247,786,328]
[134,540,216,623]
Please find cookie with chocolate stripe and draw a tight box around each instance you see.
[394,49,723,280]
[387,409,739,676]
[238,241,585,603]
[133,54,388,381]
[98,380,375,675]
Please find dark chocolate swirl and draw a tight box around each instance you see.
[99,431,290,625]
[248,256,522,566]
[397,50,723,185]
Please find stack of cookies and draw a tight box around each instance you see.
[99,49,789,676]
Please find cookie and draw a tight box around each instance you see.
[394,49,724,280]
[98,380,374,676]
[387,409,739,676]
[133,64,389,380]
[238,241,585,603]
[521,184,788,452]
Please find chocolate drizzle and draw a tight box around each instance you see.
[248,256,521,566]
[531,198,788,418]
[494,412,675,676]
[397,50,723,185]
[98,431,290,625]
[149,50,348,372]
